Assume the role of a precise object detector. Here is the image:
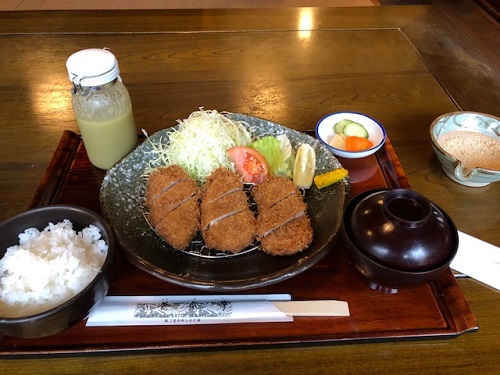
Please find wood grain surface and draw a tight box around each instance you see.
[0,6,499,374]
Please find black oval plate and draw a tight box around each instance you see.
[100,113,349,291]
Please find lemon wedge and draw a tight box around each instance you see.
[293,143,316,189]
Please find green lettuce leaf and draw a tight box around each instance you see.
[250,135,295,178]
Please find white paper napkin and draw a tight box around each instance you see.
[451,231,500,291]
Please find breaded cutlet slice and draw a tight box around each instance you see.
[203,209,256,254]
[148,179,198,227]
[201,167,242,203]
[154,197,200,250]
[259,215,313,256]
[252,176,298,209]
[201,190,249,231]
[256,193,307,238]
[252,176,313,256]
[201,167,255,253]
[146,165,191,205]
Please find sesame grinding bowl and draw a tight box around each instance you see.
[430,111,500,187]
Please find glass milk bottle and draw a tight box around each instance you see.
[66,48,138,170]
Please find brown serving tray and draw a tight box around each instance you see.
[0,131,478,356]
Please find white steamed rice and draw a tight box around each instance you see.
[0,219,108,318]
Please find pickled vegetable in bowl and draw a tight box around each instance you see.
[316,112,386,159]
[330,119,373,151]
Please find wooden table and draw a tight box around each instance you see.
[0,6,499,374]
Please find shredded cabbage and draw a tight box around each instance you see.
[146,109,252,182]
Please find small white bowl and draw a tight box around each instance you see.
[316,112,386,159]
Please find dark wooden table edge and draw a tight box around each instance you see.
[0,6,432,34]
[398,7,500,114]
[0,327,479,359]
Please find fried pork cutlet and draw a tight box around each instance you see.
[256,193,307,238]
[146,165,191,205]
[146,165,200,250]
[201,190,249,230]
[148,179,198,227]
[201,168,256,253]
[202,167,242,203]
[154,197,200,251]
[252,176,313,256]
[251,175,297,209]
[203,210,255,253]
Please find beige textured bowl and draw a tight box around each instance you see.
[430,111,500,187]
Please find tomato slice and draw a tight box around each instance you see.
[227,146,270,184]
